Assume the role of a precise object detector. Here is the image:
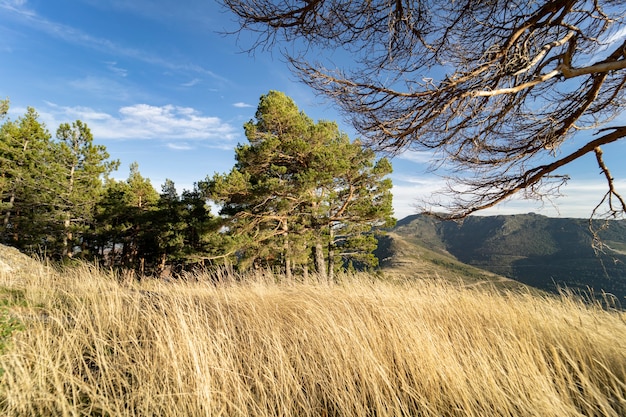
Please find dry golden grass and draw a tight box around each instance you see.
[0,264,625,416]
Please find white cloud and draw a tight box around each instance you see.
[105,61,128,77]
[391,176,447,219]
[67,76,134,101]
[582,21,626,64]
[166,142,194,150]
[0,0,31,12]
[600,24,626,50]
[396,149,437,165]
[41,103,239,142]
[181,78,200,87]
[391,173,626,220]
[393,174,443,186]
[233,102,254,108]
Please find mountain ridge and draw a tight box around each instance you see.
[385,213,626,302]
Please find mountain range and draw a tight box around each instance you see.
[377,213,626,303]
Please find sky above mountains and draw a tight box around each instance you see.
[1,0,625,219]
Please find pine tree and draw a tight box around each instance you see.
[92,179,131,265]
[152,179,187,274]
[54,121,119,258]
[148,180,220,275]
[0,108,118,258]
[121,163,160,274]
[179,185,219,265]
[207,91,394,278]
[225,0,626,220]
[93,163,159,273]
[0,107,54,251]
[307,136,394,280]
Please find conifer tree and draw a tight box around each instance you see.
[152,179,187,273]
[0,99,7,120]
[0,107,54,250]
[148,180,220,274]
[179,185,219,265]
[54,121,119,258]
[91,179,130,264]
[93,163,159,273]
[207,91,394,278]
[0,107,118,258]
[121,162,160,274]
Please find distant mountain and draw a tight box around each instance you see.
[387,213,626,302]
[374,231,531,293]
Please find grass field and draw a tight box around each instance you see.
[0,264,624,416]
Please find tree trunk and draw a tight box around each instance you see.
[328,226,335,283]
[139,257,145,277]
[63,214,73,258]
[2,191,15,242]
[314,242,327,282]
[282,220,292,280]
[63,163,76,258]
[158,252,167,276]
[108,240,116,267]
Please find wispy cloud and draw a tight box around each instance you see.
[584,21,626,63]
[105,61,128,77]
[396,150,436,165]
[167,142,194,150]
[67,76,133,101]
[391,173,625,219]
[181,78,200,87]
[77,0,220,30]
[41,102,239,142]
[0,0,32,14]
[599,24,626,50]
[0,26,16,52]
[0,1,228,82]
[233,102,254,108]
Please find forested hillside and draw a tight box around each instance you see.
[392,214,626,301]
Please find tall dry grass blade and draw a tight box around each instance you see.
[0,264,624,416]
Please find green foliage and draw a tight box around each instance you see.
[0,98,392,278]
[53,120,119,258]
[0,104,223,275]
[207,91,394,278]
[0,309,22,358]
[0,108,120,259]
[0,287,25,367]
[91,163,160,272]
[92,171,218,275]
[0,99,8,118]
[149,180,218,271]
[0,107,55,250]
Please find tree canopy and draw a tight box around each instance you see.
[55,121,119,258]
[0,106,119,257]
[223,0,626,219]
[206,91,394,279]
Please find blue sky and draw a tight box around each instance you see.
[1,0,625,219]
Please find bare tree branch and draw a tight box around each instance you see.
[426,126,626,219]
[222,0,626,219]
[592,141,626,219]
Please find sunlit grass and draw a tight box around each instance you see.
[0,264,624,416]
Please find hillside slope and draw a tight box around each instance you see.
[391,214,626,301]
[375,232,529,292]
